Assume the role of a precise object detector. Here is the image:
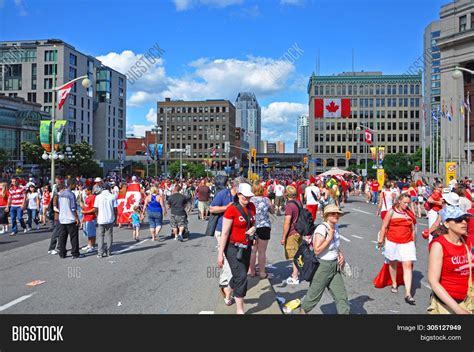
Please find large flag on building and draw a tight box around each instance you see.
[57,82,75,110]
[365,129,373,145]
[314,98,351,118]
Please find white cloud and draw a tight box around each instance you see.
[262,102,307,124]
[126,124,153,138]
[280,0,304,5]
[145,108,156,123]
[14,0,27,15]
[173,0,243,11]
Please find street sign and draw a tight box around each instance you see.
[264,158,268,165]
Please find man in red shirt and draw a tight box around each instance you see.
[370,180,380,205]
[196,179,211,220]
[5,178,27,235]
[81,185,97,252]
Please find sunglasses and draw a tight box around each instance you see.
[452,217,469,223]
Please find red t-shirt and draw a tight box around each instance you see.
[83,195,96,222]
[429,235,474,301]
[429,190,443,212]
[0,189,9,206]
[224,203,256,245]
[409,187,417,197]
[371,182,380,192]
[341,180,347,192]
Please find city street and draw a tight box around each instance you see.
[0,196,432,314]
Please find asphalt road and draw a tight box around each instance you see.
[0,196,431,314]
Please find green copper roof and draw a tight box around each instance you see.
[307,73,422,93]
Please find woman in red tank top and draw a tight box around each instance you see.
[428,206,474,314]
[378,193,417,304]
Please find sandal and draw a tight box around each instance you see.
[405,296,416,305]
[259,273,269,280]
[390,286,398,293]
[224,297,235,306]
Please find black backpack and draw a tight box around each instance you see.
[293,223,328,282]
[287,200,315,237]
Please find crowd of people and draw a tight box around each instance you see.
[1,169,474,315]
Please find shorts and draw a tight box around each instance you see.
[170,214,188,229]
[83,220,97,238]
[285,233,302,260]
[275,196,285,207]
[384,239,417,262]
[198,201,209,213]
[256,227,271,240]
[380,210,388,220]
[133,223,141,229]
[148,211,163,228]
[0,207,9,225]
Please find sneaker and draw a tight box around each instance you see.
[81,245,90,251]
[24,228,29,233]
[10,232,16,236]
[174,236,178,241]
[285,277,300,285]
[86,247,95,253]
[97,253,104,258]
[178,235,184,242]
[36,224,40,230]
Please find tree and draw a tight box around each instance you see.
[168,161,206,178]
[58,141,99,178]
[0,148,9,168]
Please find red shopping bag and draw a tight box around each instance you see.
[373,262,405,288]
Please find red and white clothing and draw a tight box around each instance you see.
[429,235,474,301]
[223,202,256,246]
[370,182,380,193]
[42,191,51,207]
[0,189,9,207]
[9,186,25,207]
[380,190,394,220]
[83,194,96,222]
[384,208,417,262]
[305,185,320,221]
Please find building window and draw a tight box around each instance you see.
[44,50,55,62]
[70,53,77,66]
[44,78,53,89]
[44,92,53,103]
[460,15,467,32]
[27,92,36,102]
[44,64,56,76]
[31,63,37,90]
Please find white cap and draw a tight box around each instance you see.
[132,176,137,181]
[94,177,102,182]
[442,192,460,206]
[237,183,254,197]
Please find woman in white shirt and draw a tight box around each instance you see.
[377,181,395,220]
[300,204,349,314]
[26,185,40,231]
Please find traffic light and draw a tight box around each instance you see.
[235,128,241,141]
[251,148,256,163]
[303,156,308,164]
[264,158,268,165]
[346,151,351,160]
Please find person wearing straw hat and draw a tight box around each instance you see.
[300,204,349,314]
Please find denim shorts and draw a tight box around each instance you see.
[83,220,97,238]
[148,211,163,228]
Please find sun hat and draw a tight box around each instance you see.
[323,204,343,216]
[442,192,460,206]
[286,185,297,197]
[439,205,473,222]
[237,183,254,197]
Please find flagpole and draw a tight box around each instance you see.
[430,109,433,175]
[468,92,471,179]
[459,97,463,178]
[50,45,57,186]
[422,102,426,177]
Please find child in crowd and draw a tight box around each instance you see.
[131,205,143,242]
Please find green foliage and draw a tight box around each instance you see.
[169,160,206,178]
[20,141,49,168]
[0,148,10,167]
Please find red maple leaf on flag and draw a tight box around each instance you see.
[326,101,339,113]
[124,194,136,212]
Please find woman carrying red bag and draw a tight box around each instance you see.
[377,193,417,305]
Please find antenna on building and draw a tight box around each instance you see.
[352,48,355,75]
[315,49,320,76]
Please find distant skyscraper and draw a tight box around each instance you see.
[297,114,309,152]
[235,92,261,152]
[260,140,268,153]
[267,143,276,154]
[276,141,285,154]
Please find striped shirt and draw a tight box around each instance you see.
[9,186,25,207]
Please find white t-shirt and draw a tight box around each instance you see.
[380,190,394,212]
[305,186,320,205]
[313,223,340,261]
[449,179,457,190]
[27,192,39,209]
[94,190,118,225]
[274,184,285,197]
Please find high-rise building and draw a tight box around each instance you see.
[431,0,474,178]
[235,92,261,153]
[156,98,237,170]
[267,143,276,154]
[260,140,268,153]
[0,39,126,163]
[307,71,422,174]
[276,141,285,154]
[297,114,309,152]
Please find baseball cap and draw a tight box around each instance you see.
[237,183,254,197]
[442,192,460,206]
[132,176,137,181]
[94,177,102,183]
[439,205,473,222]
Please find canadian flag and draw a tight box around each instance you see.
[365,129,373,145]
[57,82,75,110]
[314,98,350,118]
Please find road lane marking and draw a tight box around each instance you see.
[339,235,351,242]
[352,208,373,215]
[351,235,364,239]
[199,311,214,314]
[115,239,150,254]
[370,241,378,244]
[0,293,35,312]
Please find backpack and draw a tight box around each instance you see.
[293,223,329,282]
[287,200,315,237]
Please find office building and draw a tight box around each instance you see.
[0,39,126,163]
[297,114,309,152]
[260,140,268,153]
[307,71,422,174]
[267,142,276,154]
[276,141,285,154]
[235,92,261,153]
[156,98,237,169]
[0,95,49,165]
[434,0,474,178]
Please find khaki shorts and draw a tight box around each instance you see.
[275,196,285,207]
[198,201,209,213]
[285,233,302,260]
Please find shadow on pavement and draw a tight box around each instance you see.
[320,295,375,315]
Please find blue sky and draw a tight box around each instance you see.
[0,0,447,151]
